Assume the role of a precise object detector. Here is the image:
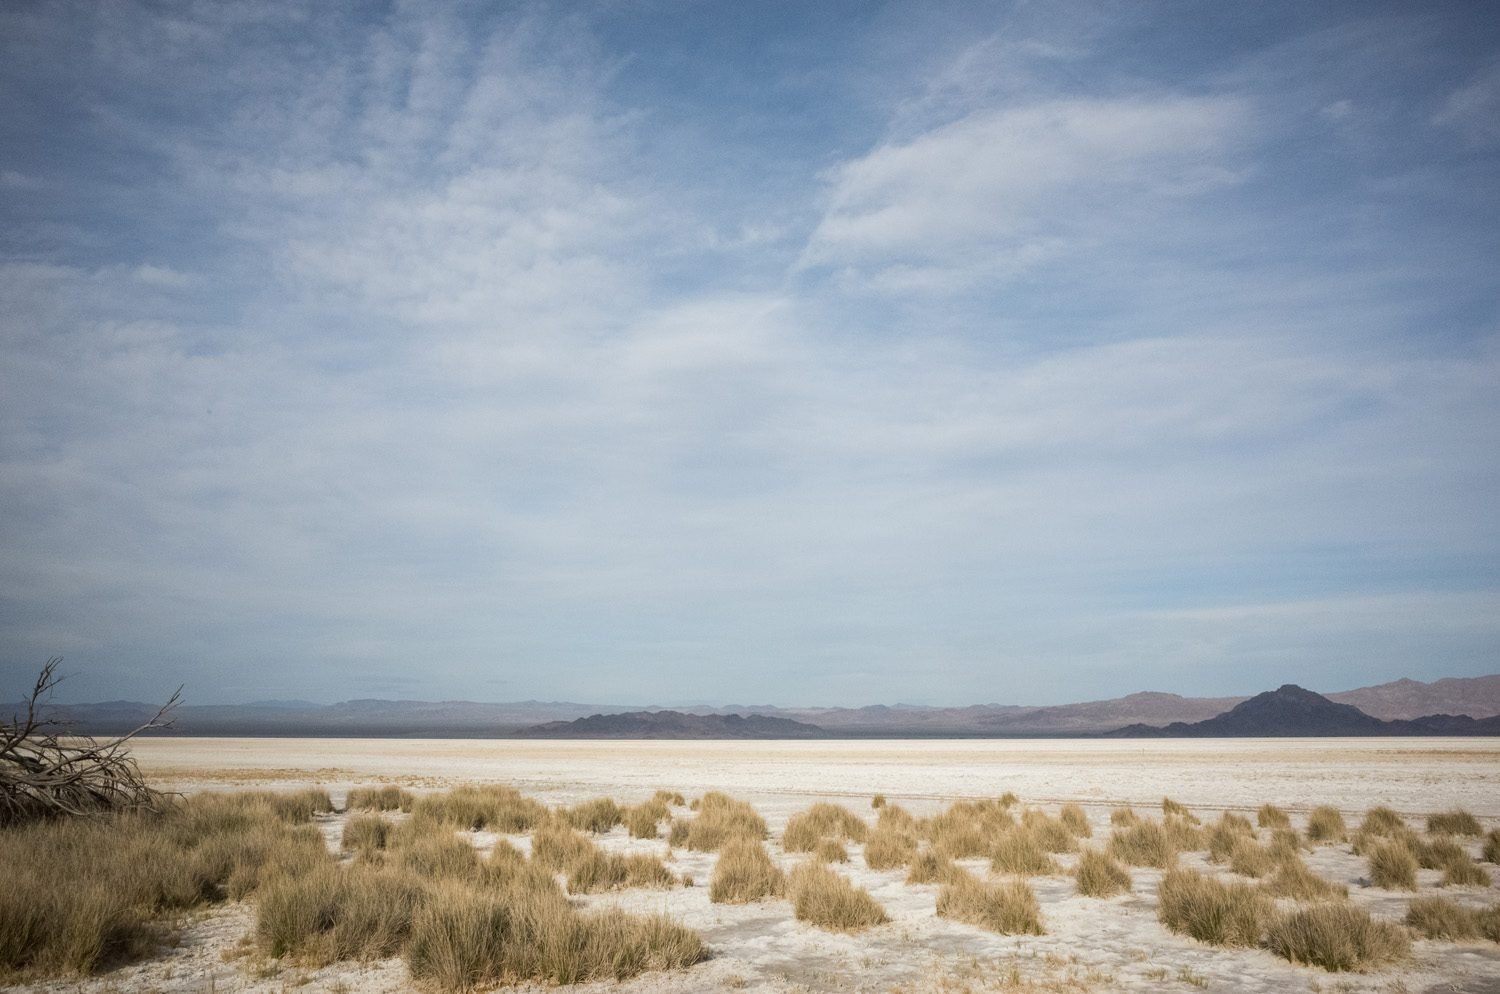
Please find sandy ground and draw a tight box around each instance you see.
[20,737,1500,994]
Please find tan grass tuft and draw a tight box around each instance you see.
[1109,807,1139,828]
[1358,806,1405,836]
[670,792,766,851]
[561,797,622,834]
[864,825,919,870]
[709,838,784,904]
[905,850,963,886]
[565,850,675,894]
[1366,840,1418,890]
[1157,868,1271,948]
[871,794,886,809]
[1266,903,1410,972]
[1306,806,1346,843]
[1263,856,1348,901]
[341,815,391,857]
[1256,804,1291,830]
[937,870,1044,935]
[787,861,888,932]
[1405,896,1481,940]
[410,785,547,833]
[344,786,414,813]
[1073,848,1131,898]
[1427,809,1482,836]
[813,838,849,863]
[990,828,1061,875]
[1058,803,1092,838]
[1483,828,1500,864]
[1109,820,1175,868]
[1161,797,1199,823]
[782,803,869,852]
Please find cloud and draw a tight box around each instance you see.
[800,95,1248,288]
[1433,63,1500,145]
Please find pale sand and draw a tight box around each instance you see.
[20,737,1500,994]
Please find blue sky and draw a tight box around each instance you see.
[2,0,1497,706]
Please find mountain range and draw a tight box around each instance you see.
[10,673,1499,738]
[1110,684,1500,737]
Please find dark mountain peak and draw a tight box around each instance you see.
[517,709,827,739]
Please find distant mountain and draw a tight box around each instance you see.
[1327,675,1500,720]
[516,710,826,739]
[1110,685,1500,737]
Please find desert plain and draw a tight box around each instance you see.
[13,736,1500,994]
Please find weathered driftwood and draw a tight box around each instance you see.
[1,658,179,825]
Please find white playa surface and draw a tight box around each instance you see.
[23,737,1500,994]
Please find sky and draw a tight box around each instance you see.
[1,0,1498,707]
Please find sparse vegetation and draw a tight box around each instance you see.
[782,802,869,851]
[1059,803,1092,838]
[561,797,621,834]
[1257,804,1291,830]
[1109,807,1139,827]
[341,814,391,857]
[1406,896,1481,939]
[864,824,919,870]
[1262,855,1347,901]
[906,849,963,886]
[1019,809,1080,853]
[1484,828,1500,864]
[927,799,1012,859]
[1156,868,1271,948]
[1306,806,1346,843]
[1073,848,1131,897]
[1226,838,1274,878]
[813,837,849,863]
[710,838,784,903]
[787,861,888,932]
[668,791,766,851]
[1161,797,1198,823]
[410,785,547,833]
[1359,806,1405,836]
[990,828,1061,875]
[344,786,415,812]
[1265,903,1410,971]
[871,793,886,809]
[564,849,675,894]
[1366,840,1418,890]
[937,871,1044,935]
[1427,809,1482,836]
[1109,820,1175,868]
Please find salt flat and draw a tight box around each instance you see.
[21,736,1498,994]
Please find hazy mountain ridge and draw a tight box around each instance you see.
[12,673,1498,737]
[516,710,825,739]
[1110,685,1500,737]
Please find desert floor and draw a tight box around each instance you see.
[21,737,1500,994]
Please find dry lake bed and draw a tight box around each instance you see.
[20,737,1500,994]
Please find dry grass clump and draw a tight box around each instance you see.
[1359,806,1405,836]
[256,862,427,964]
[411,785,547,833]
[787,861,888,932]
[782,802,869,852]
[1109,807,1139,828]
[0,793,333,979]
[1163,814,1205,851]
[1366,840,1418,890]
[667,791,765,851]
[877,803,919,833]
[906,850,964,886]
[990,828,1061,875]
[1483,828,1500,864]
[1161,797,1199,823]
[1428,809,1482,836]
[1439,856,1492,888]
[1206,814,1256,863]
[1109,820,1175,868]
[652,790,686,807]
[1306,806,1346,843]
[565,850,675,894]
[624,796,671,839]
[1268,828,1304,863]
[345,786,415,812]
[813,838,849,863]
[342,814,392,857]
[927,799,1013,859]
[1059,803,1092,838]
[709,838,784,904]
[1157,868,1271,948]
[1226,838,1275,878]
[1073,848,1131,898]
[937,870,1044,935]
[864,824,919,870]
[872,794,886,809]
[1264,856,1348,901]
[1406,896,1482,939]
[406,881,704,990]
[1266,903,1410,971]
[1019,809,1080,853]
[561,797,622,834]
[1257,804,1291,830]
[395,833,484,882]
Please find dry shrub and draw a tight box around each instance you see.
[1416,835,1465,870]
[1164,814,1204,851]
[1359,806,1405,836]
[1058,803,1092,838]
[864,825,919,870]
[906,850,963,886]
[1161,798,1199,823]
[927,799,1012,859]
[1483,828,1500,864]
[396,833,483,882]
[937,871,1044,935]
[1268,828,1305,864]
[561,798,622,834]
[709,838,783,904]
[1206,815,1256,863]
[1366,840,1418,890]
[872,794,886,809]
[782,803,869,851]
[1073,848,1131,898]
[1226,838,1274,879]
[623,798,668,840]
[566,850,675,894]
[1157,868,1271,948]
[1257,804,1291,830]
[1110,807,1139,828]
[530,822,597,874]
[1266,903,1410,972]
[990,828,1060,875]
[1264,857,1347,901]
[1306,806,1346,843]
[1405,896,1482,940]
[1427,809,1482,836]
[813,838,848,863]
[406,881,704,990]
[345,786,414,812]
[1019,810,1079,853]
[256,862,426,964]
[670,792,766,851]
[1440,858,1492,888]
[1109,821,1175,868]
[787,862,887,932]
[411,785,547,833]
[342,814,391,856]
[877,803,919,833]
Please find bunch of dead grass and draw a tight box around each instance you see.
[709,838,783,904]
[1157,868,1271,948]
[936,870,1044,935]
[1265,903,1410,971]
[787,861,888,932]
